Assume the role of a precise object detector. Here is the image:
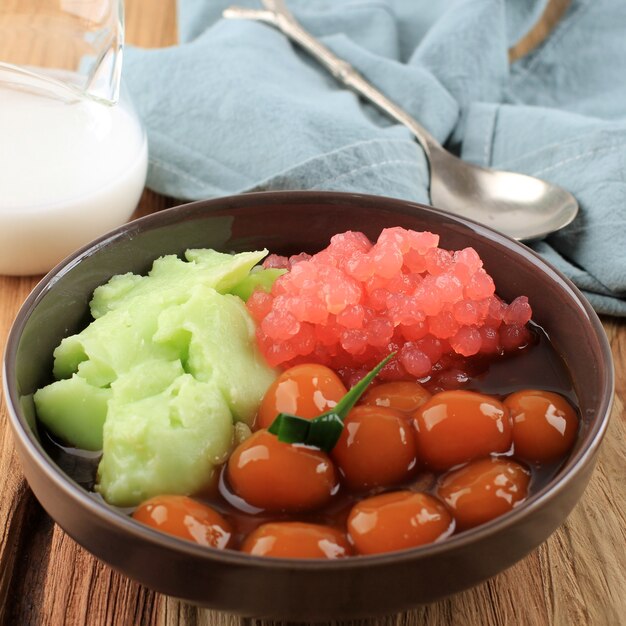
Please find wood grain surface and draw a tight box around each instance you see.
[1,1,624,624]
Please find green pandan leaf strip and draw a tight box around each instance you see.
[268,412,345,452]
[304,413,345,451]
[267,412,310,441]
[267,352,396,452]
[328,352,395,421]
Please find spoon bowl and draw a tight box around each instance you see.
[428,145,579,241]
[224,0,579,242]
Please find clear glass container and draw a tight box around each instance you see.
[0,0,124,104]
[0,0,148,276]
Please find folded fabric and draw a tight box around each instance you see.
[123,0,626,315]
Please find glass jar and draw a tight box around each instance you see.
[0,0,148,275]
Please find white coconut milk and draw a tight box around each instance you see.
[0,71,148,275]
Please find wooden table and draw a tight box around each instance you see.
[1,1,625,624]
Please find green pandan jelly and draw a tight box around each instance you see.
[34,249,278,506]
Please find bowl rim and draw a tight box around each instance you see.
[2,190,615,570]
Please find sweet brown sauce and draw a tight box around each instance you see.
[42,322,577,549]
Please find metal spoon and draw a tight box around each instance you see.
[223,0,578,241]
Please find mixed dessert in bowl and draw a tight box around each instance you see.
[3,192,612,619]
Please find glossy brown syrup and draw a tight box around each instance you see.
[42,323,577,550]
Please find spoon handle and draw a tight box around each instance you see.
[223,1,436,157]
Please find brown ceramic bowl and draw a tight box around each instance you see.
[3,191,613,620]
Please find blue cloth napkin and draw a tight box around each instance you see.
[124,0,626,316]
